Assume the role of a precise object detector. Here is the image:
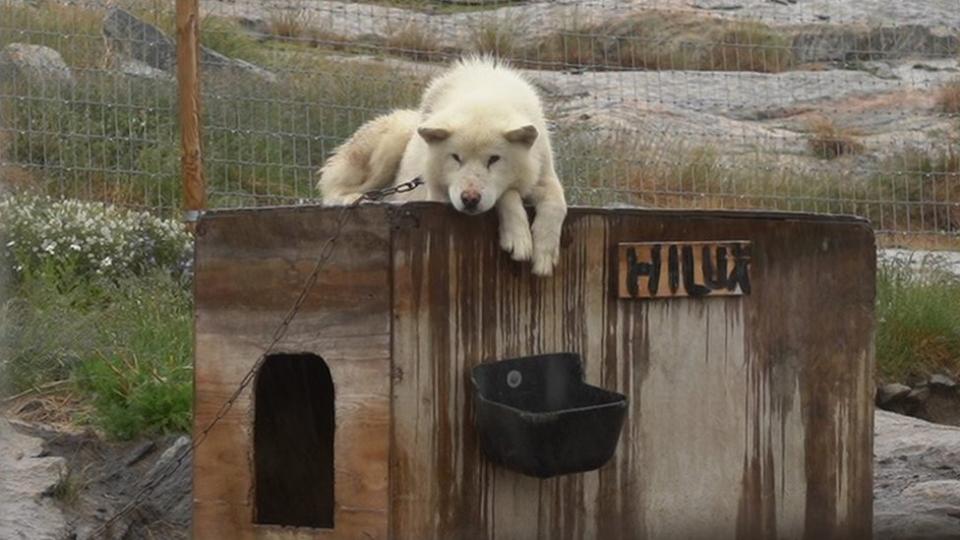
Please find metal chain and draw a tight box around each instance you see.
[90,177,423,538]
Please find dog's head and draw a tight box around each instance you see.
[416,115,538,214]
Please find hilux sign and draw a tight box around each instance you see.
[618,241,752,299]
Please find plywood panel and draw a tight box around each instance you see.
[194,203,872,540]
[390,205,873,540]
[193,207,392,540]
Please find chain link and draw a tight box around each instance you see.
[90,178,422,538]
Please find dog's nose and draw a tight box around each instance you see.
[461,190,481,210]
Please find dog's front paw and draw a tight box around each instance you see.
[531,241,560,276]
[530,211,564,277]
[500,224,533,262]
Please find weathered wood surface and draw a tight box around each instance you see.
[193,207,392,539]
[175,0,205,219]
[193,203,874,540]
[618,241,752,299]
[390,204,873,540]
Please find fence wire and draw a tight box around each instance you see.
[1,0,959,237]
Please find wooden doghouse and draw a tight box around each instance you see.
[193,203,875,539]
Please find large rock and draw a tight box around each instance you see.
[875,410,960,539]
[103,8,274,81]
[877,382,912,406]
[70,435,192,539]
[115,56,174,82]
[791,24,960,64]
[0,418,70,540]
[0,43,74,85]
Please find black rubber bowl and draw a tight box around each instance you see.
[469,353,628,479]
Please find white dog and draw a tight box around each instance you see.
[318,56,567,276]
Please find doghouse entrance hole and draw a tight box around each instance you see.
[254,353,334,529]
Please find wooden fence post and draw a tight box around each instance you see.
[176,0,205,226]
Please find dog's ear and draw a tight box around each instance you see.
[504,125,538,147]
[418,126,451,144]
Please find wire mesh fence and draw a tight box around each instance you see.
[1,0,959,237]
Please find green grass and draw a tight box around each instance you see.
[876,261,960,382]
[47,466,86,507]
[0,2,106,69]
[74,271,192,439]
[1,267,193,440]
[870,146,960,232]
[1,47,423,212]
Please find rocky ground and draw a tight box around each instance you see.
[875,411,960,539]
[210,0,960,177]
[0,416,191,540]
[5,406,960,539]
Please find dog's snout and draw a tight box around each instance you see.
[461,190,481,210]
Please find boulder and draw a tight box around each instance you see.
[0,418,70,540]
[0,43,73,85]
[877,383,912,406]
[875,410,960,539]
[930,374,958,390]
[103,8,274,82]
[115,57,173,81]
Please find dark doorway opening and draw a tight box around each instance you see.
[254,353,335,528]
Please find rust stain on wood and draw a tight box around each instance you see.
[618,241,752,299]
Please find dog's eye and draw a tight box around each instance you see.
[487,155,500,167]
[451,153,462,164]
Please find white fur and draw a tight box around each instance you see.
[317,109,420,205]
[317,56,567,276]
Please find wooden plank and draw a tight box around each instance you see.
[389,205,873,539]
[193,203,872,539]
[193,207,392,539]
[618,241,752,299]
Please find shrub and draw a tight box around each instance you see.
[0,195,191,282]
[386,23,444,62]
[75,271,193,439]
[528,11,794,73]
[937,78,960,115]
[709,23,794,73]
[806,116,865,159]
[267,3,311,41]
[469,15,524,57]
